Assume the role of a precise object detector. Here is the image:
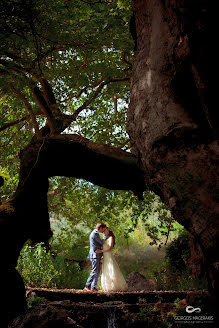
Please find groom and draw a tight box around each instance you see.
[84,222,107,292]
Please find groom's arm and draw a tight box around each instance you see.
[98,235,107,246]
[93,233,106,255]
[95,235,108,254]
[92,233,104,250]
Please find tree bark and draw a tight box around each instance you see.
[128,0,219,296]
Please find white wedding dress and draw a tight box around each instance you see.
[101,237,128,292]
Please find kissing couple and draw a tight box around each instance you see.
[84,222,128,292]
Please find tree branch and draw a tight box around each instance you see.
[32,85,57,134]
[34,76,129,135]
[19,134,146,198]
[38,78,57,106]
[118,139,130,150]
[121,52,134,71]
[69,77,130,121]
[69,81,107,121]
[0,58,28,76]
[79,0,106,4]
[0,116,29,133]
[164,216,174,246]
[0,110,43,133]
[59,78,104,104]
[114,96,118,114]
[79,53,88,70]
[38,77,62,118]
[7,83,41,137]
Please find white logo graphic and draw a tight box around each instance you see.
[186,305,201,313]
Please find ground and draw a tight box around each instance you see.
[9,287,217,328]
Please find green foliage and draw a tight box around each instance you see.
[50,220,90,259]
[0,0,133,199]
[0,0,133,127]
[17,242,60,287]
[136,305,155,321]
[17,242,88,288]
[0,0,181,254]
[152,231,208,291]
[114,220,167,278]
[153,260,208,291]
[122,191,182,247]
[52,255,88,289]
[48,178,181,249]
[17,222,207,291]
[27,296,45,309]
[165,230,190,272]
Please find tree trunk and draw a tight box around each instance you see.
[128,0,219,296]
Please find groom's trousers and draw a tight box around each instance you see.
[85,258,101,289]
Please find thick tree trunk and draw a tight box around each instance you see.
[128,0,219,296]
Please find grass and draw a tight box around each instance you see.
[114,243,166,279]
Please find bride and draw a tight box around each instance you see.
[97,227,128,292]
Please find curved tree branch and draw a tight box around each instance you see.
[18,134,146,197]
[0,134,146,256]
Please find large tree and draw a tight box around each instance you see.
[128,0,218,296]
[0,0,218,326]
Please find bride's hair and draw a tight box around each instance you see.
[107,228,116,247]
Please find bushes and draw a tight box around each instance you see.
[17,228,208,291]
[52,255,88,289]
[17,242,89,289]
[165,230,190,272]
[16,221,91,289]
[17,242,60,287]
[153,231,208,290]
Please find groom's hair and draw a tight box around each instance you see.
[96,222,106,230]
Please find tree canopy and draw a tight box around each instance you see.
[0,0,133,140]
[0,0,134,193]
[0,0,180,244]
